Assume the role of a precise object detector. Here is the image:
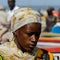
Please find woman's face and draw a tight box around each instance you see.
[14,23,41,52]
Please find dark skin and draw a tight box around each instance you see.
[13,23,41,53]
[8,0,15,10]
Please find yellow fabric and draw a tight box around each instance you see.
[48,52,54,60]
[34,48,54,60]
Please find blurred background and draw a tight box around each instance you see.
[0,0,60,10]
[0,0,60,59]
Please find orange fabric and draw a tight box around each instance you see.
[39,37,60,42]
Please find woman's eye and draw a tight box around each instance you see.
[27,32,40,37]
[27,33,33,36]
[35,33,40,36]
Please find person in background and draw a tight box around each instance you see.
[51,8,60,33]
[44,7,57,32]
[1,0,20,43]
[7,0,19,23]
[0,8,54,60]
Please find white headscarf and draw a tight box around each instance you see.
[11,8,41,32]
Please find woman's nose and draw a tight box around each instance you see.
[30,35,36,41]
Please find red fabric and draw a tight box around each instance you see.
[52,11,58,16]
[42,47,60,52]
[38,37,60,52]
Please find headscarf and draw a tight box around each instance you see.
[11,8,41,32]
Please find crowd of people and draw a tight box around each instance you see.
[0,0,60,60]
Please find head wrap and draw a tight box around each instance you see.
[11,8,41,32]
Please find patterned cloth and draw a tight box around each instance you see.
[11,8,41,32]
[0,40,54,60]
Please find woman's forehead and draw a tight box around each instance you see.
[15,23,41,33]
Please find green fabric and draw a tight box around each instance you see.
[0,56,2,60]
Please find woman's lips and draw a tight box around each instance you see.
[28,44,36,48]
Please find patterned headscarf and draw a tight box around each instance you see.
[11,8,41,32]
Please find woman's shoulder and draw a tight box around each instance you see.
[0,45,19,60]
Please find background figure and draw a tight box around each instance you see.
[0,8,54,60]
[1,0,20,43]
[51,8,60,33]
[0,6,7,42]
[7,0,19,23]
[44,6,57,32]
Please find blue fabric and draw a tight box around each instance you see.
[51,26,60,33]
